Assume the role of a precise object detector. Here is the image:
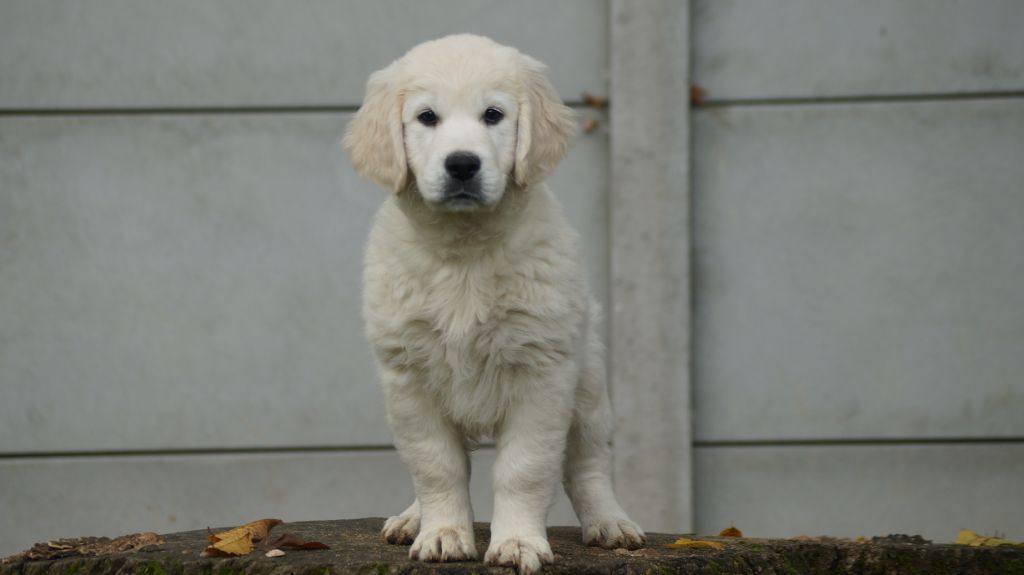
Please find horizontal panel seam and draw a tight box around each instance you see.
[7,92,1008,115]
[0,445,396,460]
[694,437,1024,448]
[697,90,1024,109]
[0,102,598,117]
[0,442,502,460]
[0,105,361,116]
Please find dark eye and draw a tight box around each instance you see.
[483,107,504,125]
[417,109,438,127]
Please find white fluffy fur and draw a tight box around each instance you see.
[344,34,644,575]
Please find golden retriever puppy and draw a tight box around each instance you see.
[344,34,644,575]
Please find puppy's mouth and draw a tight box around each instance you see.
[439,181,486,209]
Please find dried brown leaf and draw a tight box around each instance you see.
[263,533,330,551]
[581,92,608,108]
[690,84,707,107]
[199,547,237,558]
[209,518,281,544]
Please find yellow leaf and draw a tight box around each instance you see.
[212,530,253,556]
[956,529,981,545]
[718,526,743,538]
[664,538,725,550]
[955,528,1019,547]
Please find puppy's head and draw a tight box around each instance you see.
[344,34,574,212]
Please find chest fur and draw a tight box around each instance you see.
[368,256,582,431]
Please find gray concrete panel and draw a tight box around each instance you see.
[693,99,1024,441]
[0,1,607,109]
[695,443,1024,541]
[694,0,1024,99]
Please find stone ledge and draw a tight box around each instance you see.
[3,519,1023,575]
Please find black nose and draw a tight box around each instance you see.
[444,152,481,181]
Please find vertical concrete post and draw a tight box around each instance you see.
[609,0,693,532]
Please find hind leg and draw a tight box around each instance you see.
[563,327,645,549]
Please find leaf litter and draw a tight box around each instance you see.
[2,532,163,564]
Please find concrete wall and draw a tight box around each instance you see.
[0,1,609,555]
[691,0,1024,541]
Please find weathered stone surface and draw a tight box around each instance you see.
[3,519,1023,575]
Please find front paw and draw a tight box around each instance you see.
[409,526,477,562]
[382,512,420,544]
[582,516,646,550]
[485,535,553,575]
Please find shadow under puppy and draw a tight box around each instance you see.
[344,34,644,575]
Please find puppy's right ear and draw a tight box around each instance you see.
[343,64,408,194]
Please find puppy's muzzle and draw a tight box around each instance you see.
[442,151,484,203]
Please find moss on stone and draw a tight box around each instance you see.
[135,560,168,575]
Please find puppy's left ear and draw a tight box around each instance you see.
[513,55,576,188]
[343,63,408,194]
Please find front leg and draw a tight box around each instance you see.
[381,498,420,544]
[382,368,477,562]
[486,381,574,575]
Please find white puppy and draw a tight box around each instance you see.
[344,34,644,575]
